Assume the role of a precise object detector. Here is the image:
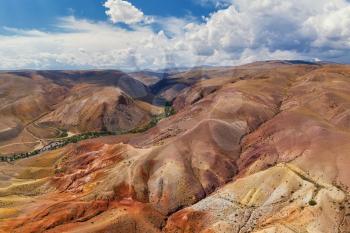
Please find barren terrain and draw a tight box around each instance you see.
[0,61,349,232]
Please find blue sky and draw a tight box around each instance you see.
[0,0,105,31]
[0,0,349,70]
[0,0,216,31]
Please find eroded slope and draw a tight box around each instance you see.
[0,63,349,233]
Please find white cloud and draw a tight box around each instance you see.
[181,0,350,62]
[0,17,197,70]
[104,0,151,24]
[0,0,350,70]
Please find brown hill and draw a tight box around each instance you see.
[0,70,158,154]
[38,84,151,133]
[0,62,349,232]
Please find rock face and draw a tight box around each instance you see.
[0,62,349,232]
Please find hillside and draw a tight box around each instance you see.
[0,62,349,232]
[0,70,159,154]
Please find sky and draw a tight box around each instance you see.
[0,0,349,70]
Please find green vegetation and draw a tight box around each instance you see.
[308,199,317,206]
[0,131,116,163]
[63,131,116,143]
[0,149,41,162]
[164,101,176,117]
[129,101,176,134]
[0,102,177,163]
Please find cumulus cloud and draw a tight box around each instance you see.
[156,0,350,64]
[0,0,350,70]
[180,0,350,63]
[104,0,152,24]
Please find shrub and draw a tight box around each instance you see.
[164,101,176,117]
[308,199,317,206]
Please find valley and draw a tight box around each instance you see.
[0,61,349,232]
